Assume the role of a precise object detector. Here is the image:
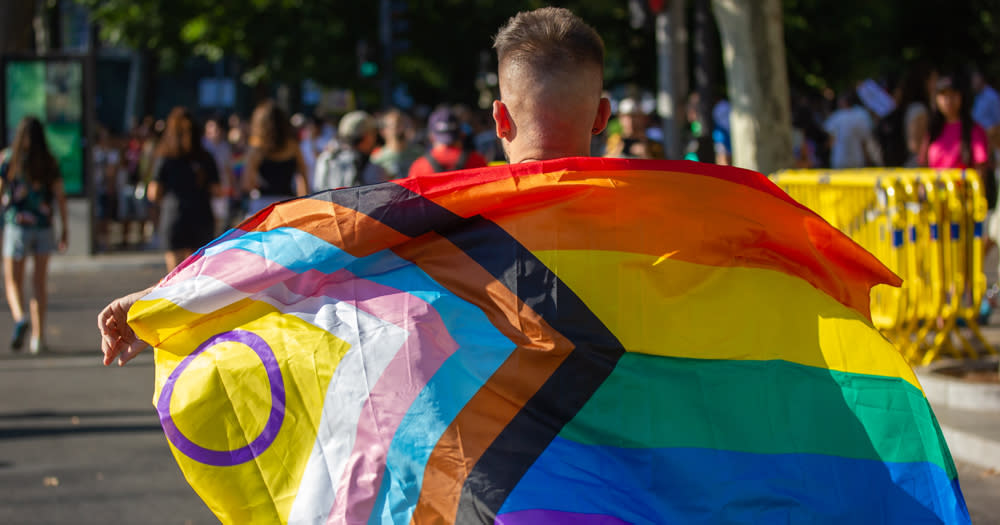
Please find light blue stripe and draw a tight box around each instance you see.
[200,227,358,274]
[343,251,516,525]
[499,437,969,525]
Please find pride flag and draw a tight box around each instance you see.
[129,158,969,524]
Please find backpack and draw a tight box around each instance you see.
[423,151,468,173]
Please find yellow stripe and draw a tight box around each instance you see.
[534,250,922,392]
[141,298,348,524]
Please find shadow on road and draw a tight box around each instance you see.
[0,424,162,440]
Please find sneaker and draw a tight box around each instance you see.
[10,320,28,351]
[28,338,45,355]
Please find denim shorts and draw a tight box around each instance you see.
[3,224,56,259]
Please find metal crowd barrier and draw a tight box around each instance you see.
[770,169,997,365]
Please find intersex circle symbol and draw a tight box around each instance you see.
[156,330,286,466]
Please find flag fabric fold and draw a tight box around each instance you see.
[129,157,969,524]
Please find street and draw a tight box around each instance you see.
[0,260,997,524]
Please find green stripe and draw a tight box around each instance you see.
[561,353,956,479]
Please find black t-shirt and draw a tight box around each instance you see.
[155,153,219,217]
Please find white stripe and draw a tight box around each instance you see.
[286,301,408,524]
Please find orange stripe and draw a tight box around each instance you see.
[392,234,574,524]
[398,162,899,319]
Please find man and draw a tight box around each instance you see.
[312,110,388,191]
[370,108,423,179]
[407,106,488,177]
[824,91,882,169]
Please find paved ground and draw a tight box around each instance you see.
[0,254,996,523]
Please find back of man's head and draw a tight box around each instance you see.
[492,8,610,162]
[494,7,604,82]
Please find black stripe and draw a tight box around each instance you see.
[318,183,626,522]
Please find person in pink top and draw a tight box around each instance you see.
[927,73,990,170]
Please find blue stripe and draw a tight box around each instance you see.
[499,438,969,525]
[951,223,961,240]
[931,224,939,241]
[199,227,358,274]
[975,221,984,239]
[909,226,917,243]
[892,229,904,247]
[341,251,516,525]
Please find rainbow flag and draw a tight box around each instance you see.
[129,158,969,524]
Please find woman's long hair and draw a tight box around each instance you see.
[929,71,975,166]
[156,106,206,159]
[7,116,58,188]
[155,106,210,188]
[249,99,292,155]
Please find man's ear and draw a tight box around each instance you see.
[493,100,512,140]
[592,97,612,135]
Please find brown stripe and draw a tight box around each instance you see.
[392,233,574,524]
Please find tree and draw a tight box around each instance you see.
[713,0,793,174]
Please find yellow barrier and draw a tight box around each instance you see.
[770,169,997,365]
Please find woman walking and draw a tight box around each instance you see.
[0,116,68,353]
[148,107,221,272]
[243,100,308,215]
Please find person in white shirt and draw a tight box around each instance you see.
[824,92,882,169]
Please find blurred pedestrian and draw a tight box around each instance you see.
[147,107,221,272]
[313,110,387,190]
[604,97,665,159]
[371,108,423,179]
[927,73,989,171]
[0,116,69,353]
[823,91,882,169]
[408,106,488,176]
[203,117,234,236]
[878,65,932,167]
[92,125,119,251]
[243,100,309,215]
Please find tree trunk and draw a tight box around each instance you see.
[0,0,35,53]
[711,0,793,174]
[655,0,687,159]
[692,0,717,127]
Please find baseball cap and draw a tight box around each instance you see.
[428,107,461,144]
[338,110,376,142]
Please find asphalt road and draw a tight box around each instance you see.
[0,259,996,524]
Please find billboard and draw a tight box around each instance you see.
[4,58,85,196]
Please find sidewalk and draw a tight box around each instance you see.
[915,325,1000,473]
[49,251,165,275]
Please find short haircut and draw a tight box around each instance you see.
[493,7,604,77]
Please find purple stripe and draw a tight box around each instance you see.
[496,510,629,525]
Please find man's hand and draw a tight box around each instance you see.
[98,287,154,366]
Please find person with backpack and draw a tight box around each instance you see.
[407,107,487,177]
[313,110,388,190]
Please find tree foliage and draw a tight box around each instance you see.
[75,0,1000,105]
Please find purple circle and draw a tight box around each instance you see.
[156,330,285,467]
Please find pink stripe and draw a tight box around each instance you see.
[275,270,458,525]
[162,248,298,294]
